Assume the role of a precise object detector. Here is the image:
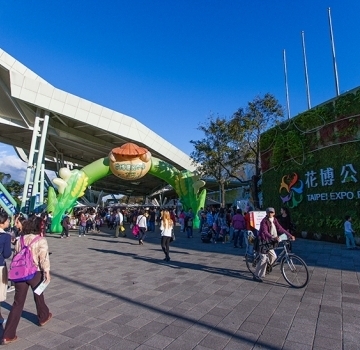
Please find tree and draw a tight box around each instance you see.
[0,173,11,183]
[190,115,248,208]
[5,180,24,204]
[0,172,24,205]
[230,93,284,208]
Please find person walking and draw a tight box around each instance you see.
[160,210,174,262]
[178,210,186,232]
[61,215,70,238]
[2,217,52,345]
[197,207,204,232]
[232,209,246,248]
[114,209,124,238]
[185,208,194,238]
[344,215,356,249]
[0,213,12,322]
[148,208,156,232]
[276,206,294,251]
[253,207,295,283]
[78,212,87,237]
[136,210,147,245]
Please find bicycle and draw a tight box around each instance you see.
[245,234,309,288]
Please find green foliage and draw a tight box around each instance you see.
[190,94,285,208]
[260,127,277,152]
[232,93,285,174]
[190,114,246,207]
[262,136,360,238]
[286,130,304,159]
[292,108,325,131]
[260,89,360,239]
[225,94,286,207]
[271,134,287,168]
[0,173,23,205]
[0,173,11,183]
[3,180,23,204]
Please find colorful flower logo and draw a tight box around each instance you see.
[279,172,304,208]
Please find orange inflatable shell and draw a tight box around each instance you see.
[111,143,148,156]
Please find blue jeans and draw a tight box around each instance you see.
[149,221,155,232]
[186,226,193,238]
[78,225,86,236]
[244,230,254,255]
[345,233,356,249]
[233,229,244,247]
[138,227,146,242]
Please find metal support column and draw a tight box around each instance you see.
[20,109,50,214]
[31,111,49,207]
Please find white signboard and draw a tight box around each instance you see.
[249,211,266,230]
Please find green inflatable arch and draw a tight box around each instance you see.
[47,156,206,233]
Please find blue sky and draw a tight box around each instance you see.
[1,1,360,180]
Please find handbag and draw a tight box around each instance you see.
[132,224,140,236]
[120,225,125,232]
[170,230,175,242]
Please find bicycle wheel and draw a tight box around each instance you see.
[281,254,309,288]
[245,252,259,276]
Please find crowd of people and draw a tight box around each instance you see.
[0,203,356,344]
[0,211,51,345]
[60,205,294,252]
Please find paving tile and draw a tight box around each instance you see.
[143,333,174,349]
[61,325,91,338]
[313,335,343,349]
[37,333,72,348]
[223,329,258,349]
[77,345,102,350]
[286,329,315,345]
[282,341,314,350]
[239,321,264,335]
[158,324,187,338]
[51,338,85,350]
[23,345,48,350]
[198,332,230,349]
[3,228,358,349]
[89,333,122,349]
[255,333,285,349]
[74,329,104,343]
[344,342,360,350]
[163,328,207,350]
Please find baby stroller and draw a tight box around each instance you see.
[201,224,214,243]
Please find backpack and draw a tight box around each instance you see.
[132,224,140,236]
[9,235,42,282]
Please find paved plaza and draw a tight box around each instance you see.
[1,226,359,350]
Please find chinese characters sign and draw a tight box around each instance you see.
[280,164,359,204]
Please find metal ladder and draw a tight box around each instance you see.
[20,109,50,214]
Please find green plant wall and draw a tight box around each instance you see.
[260,87,360,237]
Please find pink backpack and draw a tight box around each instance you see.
[9,235,42,282]
[132,224,140,236]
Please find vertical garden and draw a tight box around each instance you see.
[260,87,360,240]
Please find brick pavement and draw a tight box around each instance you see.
[1,225,359,349]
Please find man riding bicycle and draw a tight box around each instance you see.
[253,207,295,283]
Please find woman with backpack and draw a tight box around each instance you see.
[2,217,52,345]
[0,213,12,323]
